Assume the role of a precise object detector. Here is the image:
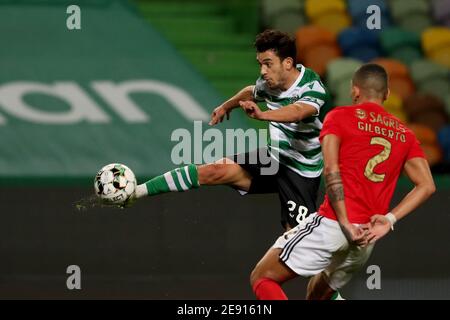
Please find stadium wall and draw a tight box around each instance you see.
[0,184,449,299]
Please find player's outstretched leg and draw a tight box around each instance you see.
[134,158,252,199]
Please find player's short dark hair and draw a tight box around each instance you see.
[254,29,297,62]
[352,63,389,98]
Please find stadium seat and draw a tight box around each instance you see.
[422,27,450,54]
[372,58,409,78]
[295,25,337,61]
[262,0,306,32]
[338,27,381,62]
[421,143,443,167]
[303,44,342,76]
[399,15,434,34]
[314,12,352,35]
[445,93,450,114]
[347,0,391,29]
[334,92,353,107]
[345,46,381,63]
[407,124,444,167]
[410,59,450,98]
[384,94,407,122]
[390,77,416,101]
[431,0,450,25]
[408,123,439,144]
[326,58,363,94]
[380,27,420,53]
[404,93,447,118]
[262,0,303,20]
[404,94,448,131]
[438,125,450,161]
[271,12,307,35]
[389,0,430,22]
[305,0,346,20]
[389,0,432,33]
[305,0,351,34]
[421,143,444,166]
[422,27,450,67]
[428,47,450,68]
[372,58,416,100]
[418,76,450,100]
[379,27,422,65]
[390,47,423,66]
[410,109,449,132]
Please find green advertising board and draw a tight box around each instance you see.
[0,0,253,184]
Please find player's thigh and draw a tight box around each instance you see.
[197,158,252,190]
[325,243,375,291]
[306,272,336,300]
[276,167,321,228]
[275,214,347,278]
[250,247,298,286]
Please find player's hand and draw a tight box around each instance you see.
[366,215,392,244]
[209,105,231,126]
[340,222,369,247]
[239,101,264,120]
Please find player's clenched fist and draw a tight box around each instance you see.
[209,105,231,126]
[239,100,263,120]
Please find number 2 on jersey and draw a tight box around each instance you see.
[364,137,392,182]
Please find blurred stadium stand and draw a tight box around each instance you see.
[257,0,450,171]
[137,0,450,171]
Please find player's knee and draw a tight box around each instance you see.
[306,273,334,300]
[250,268,263,288]
[250,267,259,287]
[198,162,229,185]
[250,266,276,287]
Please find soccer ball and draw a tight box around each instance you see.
[94,163,136,205]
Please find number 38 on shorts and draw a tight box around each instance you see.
[287,200,309,225]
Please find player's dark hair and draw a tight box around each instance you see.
[254,29,297,62]
[352,63,389,99]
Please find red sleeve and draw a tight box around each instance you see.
[319,109,344,142]
[406,136,426,160]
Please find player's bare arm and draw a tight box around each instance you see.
[209,85,255,125]
[239,100,317,123]
[367,157,435,243]
[322,133,368,246]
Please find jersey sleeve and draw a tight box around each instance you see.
[319,109,344,142]
[294,80,328,116]
[406,135,426,161]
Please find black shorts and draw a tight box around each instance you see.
[229,148,321,229]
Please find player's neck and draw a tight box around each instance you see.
[356,97,384,106]
[281,69,300,91]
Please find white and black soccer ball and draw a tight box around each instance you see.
[94,163,136,205]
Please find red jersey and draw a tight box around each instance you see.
[318,102,425,223]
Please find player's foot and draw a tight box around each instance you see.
[117,184,147,209]
[116,192,137,209]
[331,291,346,300]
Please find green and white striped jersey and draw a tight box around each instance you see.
[253,64,333,178]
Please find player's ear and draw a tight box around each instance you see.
[383,88,390,102]
[283,57,294,70]
[351,85,360,103]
